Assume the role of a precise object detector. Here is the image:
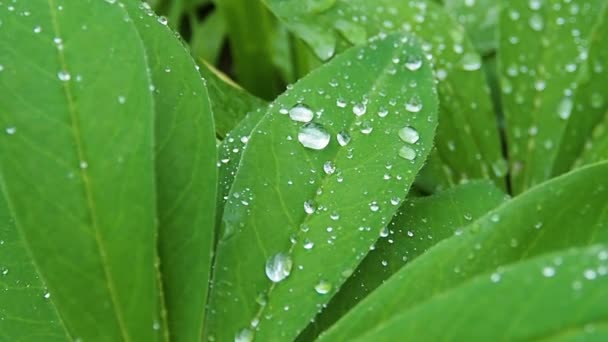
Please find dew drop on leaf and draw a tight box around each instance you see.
[57,70,71,82]
[558,97,573,120]
[289,103,314,123]
[398,146,417,161]
[542,266,556,278]
[323,161,336,175]
[398,126,420,144]
[336,131,351,146]
[298,123,330,150]
[529,13,544,31]
[265,253,292,283]
[234,328,253,342]
[461,53,481,71]
[405,95,423,113]
[5,126,16,135]
[304,200,316,214]
[353,103,367,116]
[314,280,332,295]
[404,54,423,71]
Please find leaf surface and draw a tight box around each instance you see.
[123,2,218,341]
[0,0,160,340]
[206,33,439,341]
[321,161,608,340]
[355,245,608,341]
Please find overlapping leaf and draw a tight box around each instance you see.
[206,33,438,341]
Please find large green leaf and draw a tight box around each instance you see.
[321,161,608,340]
[552,8,608,173]
[0,1,160,340]
[124,2,218,341]
[262,0,506,191]
[301,181,506,339]
[0,194,68,341]
[355,244,608,341]
[444,0,499,55]
[205,33,439,341]
[498,0,607,194]
[198,61,266,138]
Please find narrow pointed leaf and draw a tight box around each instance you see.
[321,161,608,340]
[0,1,160,340]
[355,245,608,341]
[123,3,218,341]
[498,0,607,193]
[206,34,438,341]
[301,181,506,339]
[262,0,506,190]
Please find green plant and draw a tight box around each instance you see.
[0,0,607,341]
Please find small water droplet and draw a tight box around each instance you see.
[34,26,42,33]
[542,266,556,278]
[529,14,544,31]
[265,253,292,283]
[558,97,573,120]
[360,121,373,135]
[79,161,88,169]
[461,53,481,71]
[336,98,347,108]
[235,328,253,342]
[398,126,420,144]
[336,131,351,146]
[584,269,597,280]
[157,16,168,25]
[323,161,336,175]
[298,123,330,150]
[43,292,51,299]
[369,201,380,212]
[304,200,316,215]
[353,103,367,116]
[5,126,16,135]
[314,280,332,294]
[398,146,417,160]
[57,70,71,82]
[303,239,314,250]
[117,96,126,104]
[379,226,389,237]
[490,272,501,283]
[405,54,423,71]
[289,103,314,123]
[378,107,388,117]
[405,95,423,113]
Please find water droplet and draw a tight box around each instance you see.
[490,272,501,283]
[398,126,420,144]
[79,161,88,169]
[323,161,336,175]
[157,16,168,25]
[57,70,71,82]
[378,107,388,118]
[117,96,126,104]
[542,266,556,278]
[529,14,544,31]
[353,103,366,116]
[336,98,347,108]
[34,26,42,33]
[304,200,316,215]
[461,53,481,71]
[336,131,351,146]
[265,253,292,283]
[405,54,423,71]
[360,121,373,135]
[289,103,314,123]
[330,211,340,221]
[584,269,597,280]
[314,280,332,294]
[399,146,417,160]
[43,292,51,299]
[5,126,16,135]
[298,123,330,150]
[369,201,380,212]
[303,239,314,250]
[235,328,253,342]
[405,95,422,113]
[558,97,573,120]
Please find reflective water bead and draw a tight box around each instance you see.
[314,280,332,295]
[399,146,417,160]
[304,200,316,214]
[265,253,292,283]
[398,126,420,144]
[336,131,351,146]
[405,95,422,113]
[298,123,330,150]
[323,161,336,175]
[289,103,314,123]
[353,103,366,116]
[235,328,253,342]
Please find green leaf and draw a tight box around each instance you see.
[552,8,608,173]
[216,0,283,99]
[262,0,506,191]
[321,161,608,340]
[197,61,266,138]
[443,0,499,55]
[0,1,160,340]
[498,0,607,194]
[123,2,218,341]
[0,194,69,341]
[189,9,226,65]
[300,181,507,339]
[354,244,608,341]
[206,33,439,341]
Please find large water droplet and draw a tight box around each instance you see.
[405,95,423,113]
[314,280,332,295]
[235,328,253,342]
[405,54,423,71]
[399,146,417,160]
[289,104,314,123]
[398,126,420,144]
[265,253,292,283]
[336,131,351,146]
[353,103,366,116]
[298,123,330,150]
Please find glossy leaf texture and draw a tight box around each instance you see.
[124,2,218,341]
[301,181,507,339]
[498,0,607,194]
[262,0,506,191]
[205,34,439,341]
[553,6,608,173]
[321,161,608,340]
[198,61,267,138]
[0,194,68,341]
[444,0,499,55]
[355,245,608,341]
[0,1,160,341]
